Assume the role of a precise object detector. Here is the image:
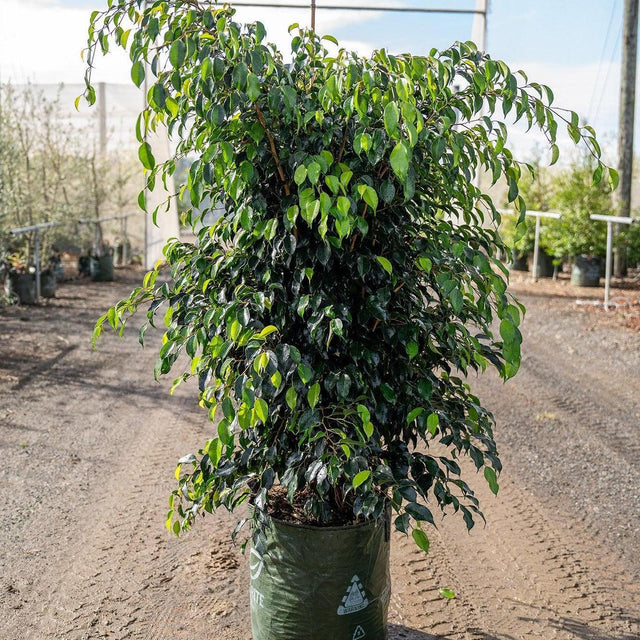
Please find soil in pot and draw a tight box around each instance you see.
[250,491,391,640]
[571,255,601,287]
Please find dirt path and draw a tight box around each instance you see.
[0,270,638,639]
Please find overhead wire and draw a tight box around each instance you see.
[227,2,484,15]
[587,0,619,123]
[592,22,623,127]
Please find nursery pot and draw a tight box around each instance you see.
[40,269,56,298]
[250,512,391,640]
[90,254,114,282]
[532,249,555,278]
[570,255,601,287]
[508,250,529,272]
[6,272,37,305]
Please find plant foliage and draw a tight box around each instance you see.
[86,1,610,546]
[543,153,612,259]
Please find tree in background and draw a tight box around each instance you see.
[0,83,140,266]
[545,151,612,260]
[501,148,556,261]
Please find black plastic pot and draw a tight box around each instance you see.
[5,272,37,305]
[508,251,529,272]
[90,254,114,282]
[40,269,56,298]
[571,255,601,287]
[532,249,555,278]
[250,512,391,640]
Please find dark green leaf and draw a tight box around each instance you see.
[131,61,145,87]
[170,39,187,68]
[484,467,499,495]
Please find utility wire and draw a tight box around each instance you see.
[592,23,623,126]
[587,0,619,122]
[228,2,484,15]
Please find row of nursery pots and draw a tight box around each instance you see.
[508,250,603,287]
[2,254,115,305]
[3,270,57,305]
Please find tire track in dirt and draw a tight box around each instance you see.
[473,300,640,584]
[389,527,482,638]
[388,466,639,639]
[0,278,252,640]
[2,274,639,640]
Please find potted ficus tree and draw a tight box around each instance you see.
[85,2,611,638]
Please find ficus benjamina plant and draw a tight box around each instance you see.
[86,1,613,551]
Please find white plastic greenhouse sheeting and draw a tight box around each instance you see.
[144,127,180,270]
[14,83,179,269]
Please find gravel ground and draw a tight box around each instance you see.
[0,268,638,639]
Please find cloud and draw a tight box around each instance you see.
[0,0,380,86]
[0,0,129,84]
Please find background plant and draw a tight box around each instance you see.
[544,152,612,259]
[616,216,640,267]
[501,152,556,259]
[0,83,140,265]
[87,1,611,548]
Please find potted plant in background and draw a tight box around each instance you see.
[500,213,534,272]
[514,155,557,277]
[545,153,611,286]
[86,2,611,638]
[615,214,640,269]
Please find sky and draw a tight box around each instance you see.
[0,0,630,161]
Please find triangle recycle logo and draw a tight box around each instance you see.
[337,574,369,615]
[352,625,366,640]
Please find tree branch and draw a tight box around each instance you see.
[254,104,290,196]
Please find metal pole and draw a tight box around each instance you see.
[98,82,107,156]
[228,3,484,14]
[311,0,316,30]
[605,220,614,311]
[615,0,638,276]
[121,216,127,265]
[471,1,488,191]
[34,229,41,302]
[532,215,541,282]
[472,0,488,51]
[590,214,634,309]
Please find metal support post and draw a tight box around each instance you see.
[499,209,560,281]
[532,215,541,282]
[121,216,129,265]
[34,229,41,301]
[591,213,635,310]
[605,220,613,311]
[9,221,58,303]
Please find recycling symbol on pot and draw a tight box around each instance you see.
[337,574,369,615]
[249,548,264,580]
[352,625,366,639]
